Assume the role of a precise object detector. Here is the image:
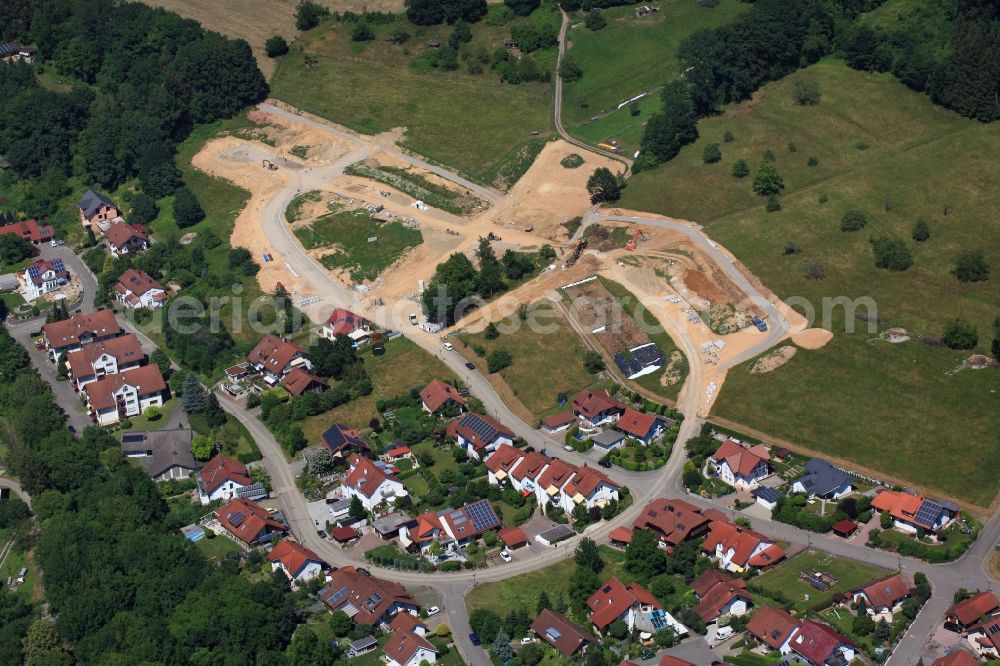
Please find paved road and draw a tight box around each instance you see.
[553,10,633,174]
[0,477,31,508]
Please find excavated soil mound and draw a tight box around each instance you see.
[750,346,797,374]
[883,327,911,343]
[792,328,833,350]
[966,354,995,369]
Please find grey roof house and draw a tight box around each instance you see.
[792,458,852,499]
[121,429,200,482]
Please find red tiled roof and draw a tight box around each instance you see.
[509,451,549,483]
[104,221,147,249]
[747,543,786,568]
[871,489,930,527]
[564,465,617,498]
[498,527,528,548]
[280,367,327,396]
[383,625,437,664]
[933,651,980,666]
[115,268,164,300]
[325,308,367,335]
[789,620,852,665]
[609,527,633,544]
[329,526,361,542]
[703,520,779,568]
[269,540,324,577]
[948,591,1000,626]
[616,408,658,439]
[484,443,524,474]
[65,333,143,378]
[531,609,595,657]
[83,365,165,411]
[216,498,286,545]
[832,519,858,535]
[572,388,624,421]
[320,567,417,625]
[344,455,397,498]
[247,334,307,373]
[419,379,465,413]
[447,413,513,450]
[747,605,797,650]
[24,258,68,286]
[386,445,411,458]
[857,575,910,610]
[0,218,54,243]
[634,498,710,545]
[587,577,661,629]
[199,456,252,495]
[658,658,695,666]
[537,458,576,491]
[541,411,576,429]
[712,439,770,477]
[389,612,428,635]
[691,570,749,622]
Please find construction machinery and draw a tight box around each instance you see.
[262,159,277,171]
[625,227,646,251]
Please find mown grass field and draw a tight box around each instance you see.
[294,209,422,282]
[300,336,455,441]
[270,14,554,186]
[460,302,598,416]
[619,61,1000,504]
[751,550,889,614]
[562,0,749,128]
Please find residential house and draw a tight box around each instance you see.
[346,636,378,659]
[853,575,911,621]
[871,489,959,535]
[613,342,665,380]
[0,218,54,244]
[691,570,752,624]
[21,257,68,301]
[947,591,1000,631]
[321,307,372,345]
[113,268,167,309]
[330,526,361,544]
[104,222,149,256]
[0,43,36,63]
[484,443,526,485]
[609,527,633,548]
[343,454,407,512]
[120,428,200,482]
[197,455,266,505]
[372,512,416,540]
[586,577,686,636]
[540,411,576,433]
[65,333,144,391]
[43,309,122,360]
[531,609,595,658]
[572,388,624,428]
[657,658,695,666]
[752,487,781,511]
[419,379,466,414]
[268,540,326,585]
[932,652,979,666]
[615,408,665,445]
[247,334,311,384]
[215,498,287,548]
[498,526,528,550]
[831,520,858,538]
[969,617,1000,659]
[321,422,368,457]
[787,619,856,666]
[505,450,550,494]
[747,605,798,654]
[633,498,710,547]
[320,566,420,627]
[702,520,785,573]
[383,444,413,464]
[400,499,500,553]
[78,189,122,230]
[792,459,852,499]
[447,412,514,460]
[562,465,620,512]
[280,367,327,396]
[384,614,438,666]
[591,429,627,452]
[83,365,166,426]
[711,439,771,489]
[534,457,579,513]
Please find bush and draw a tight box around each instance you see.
[953,250,990,283]
[840,210,869,232]
[129,193,159,225]
[723,130,734,142]
[752,162,783,195]
[792,78,821,105]
[585,9,607,31]
[295,1,329,30]
[731,159,749,178]
[174,187,205,229]
[351,21,375,42]
[766,194,781,212]
[486,348,512,373]
[872,238,913,271]
[265,36,289,58]
[807,156,818,167]
[803,261,826,280]
[783,240,799,255]
[702,143,721,164]
[912,219,930,242]
[943,318,978,350]
[504,0,539,17]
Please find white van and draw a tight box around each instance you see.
[442,342,454,352]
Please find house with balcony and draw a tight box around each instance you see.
[196,455,266,505]
[711,439,771,489]
[691,570,752,625]
[614,408,666,445]
[269,540,326,586]
[0,218,54,244]
[572,388,624,428]
[702,519,785,574]
[65,333,144,391]
[43,309,122,360]
[399,499,500,553]
[792,458,852,500]
[447,412,514,460]
[215,498,286,548]
[419,379,466,415]
[320,566,420,627]
[83,365,165,426]
[114,268,166,309]
[247,334,311,385]
[20,257,68,301]
[343,454,407,512]
[586,577,687,636]
[78,189,122,231]
[633,498,711,547]
[120,428,200,482]
[321,307,372,345]
[104,222,149,257]
[871,489,959,536]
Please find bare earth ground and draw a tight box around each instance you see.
[142,0,404,78]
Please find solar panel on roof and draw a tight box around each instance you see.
[228,511,246,526]
[328,586,350,604]
[546,628,561,640]
[914,500,943,526]
[52,259,64,272]
[121,434,146,443]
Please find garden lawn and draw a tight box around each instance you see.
[459,302,599,416]
[750,550,889,615]
[294,209,422,282]
[195,535,243,562]
[0,292,26,310]
[621,61,1000,505]
[300,336,455,442]
[270,15,554,187]
[562,0,749,128]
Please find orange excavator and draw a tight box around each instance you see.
[625,227,646,251]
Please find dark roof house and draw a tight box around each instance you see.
[531,609,595,657]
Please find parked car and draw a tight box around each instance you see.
[316,530,327,539]
[520,637,534,645]
[442,342,454,351]
[356,567,372,577]
[598,458,613,468]
[564,445,574,452]
[464,361,476,370]
[409,314,418,325]
[426,606,440,616]
[34,338,46,350]
[469,633,481,646]
[499,550,512,563]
